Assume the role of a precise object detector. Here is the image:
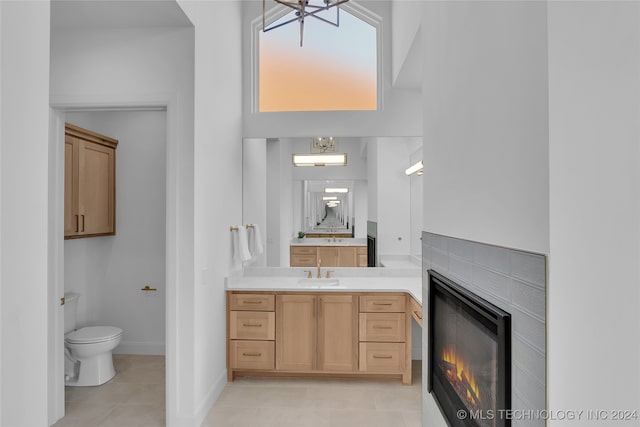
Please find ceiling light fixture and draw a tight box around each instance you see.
[293,153,347,166]
[405,160,424,176]
[262,0,350,47]
[311,137,337,153]
[323,196,338,200]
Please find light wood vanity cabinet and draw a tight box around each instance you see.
[275,294,358,372]
[227,293,276,372]
[227,290,413,384]
[276,294,316,371]
[290,245,367,267]
[290,246,318,267]
[358,294,411,383]
[317,295,358,371]
[64,123,118,239]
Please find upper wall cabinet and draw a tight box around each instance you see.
[64,123,118,239]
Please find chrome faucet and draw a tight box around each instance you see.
[317,258,322,278]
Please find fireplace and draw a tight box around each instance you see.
[428,270,511,427]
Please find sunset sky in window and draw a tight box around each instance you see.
[259,8,377,112]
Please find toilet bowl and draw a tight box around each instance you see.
[63,293,124,387]
[65,326,123,386]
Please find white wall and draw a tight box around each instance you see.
[0,1,51,426]
[391,0,422,86]
[51,22,197,425]
[243,139,268,267]
[421,1,550,255]
[376,137,412,256]
[420,2,549,425]
[409,146,422,261]
[366,137,379,222]
[547,2,640,423]
[64,111,167,355]
[241,0,422,138]
[266,139,285,266]
[176,2,244,424]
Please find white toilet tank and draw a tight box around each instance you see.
[64,292,80,334]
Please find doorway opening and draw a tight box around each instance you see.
[50,107,169,425]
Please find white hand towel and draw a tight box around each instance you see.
[248,224,264,256]
[231,226,252,270]
[236,226,252,262]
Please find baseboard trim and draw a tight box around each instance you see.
[114,341,165,355]
[194,369,227,427]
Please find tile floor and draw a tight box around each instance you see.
[54,356,422,427]
[53,354,166,427]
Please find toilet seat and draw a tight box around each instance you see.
[65,326,123,344]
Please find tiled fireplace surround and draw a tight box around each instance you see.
[422,232,546,427]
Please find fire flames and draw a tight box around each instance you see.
[440,346,481,409]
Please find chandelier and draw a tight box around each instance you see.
[263,0,350,47]
[310,137,337,153]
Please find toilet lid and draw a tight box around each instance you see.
[65,326,123,344]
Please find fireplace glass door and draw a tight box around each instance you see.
[428,270,511,427]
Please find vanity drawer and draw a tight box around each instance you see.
[230,340,275,370]
[356,247,368,267]
[229,294,275,311]
[290,255,317,267]
[409,297,423,328]
[360,295,406,313]
[359,313,406,342]
[290,246,317,255]
[230,311,275,340]
[359,342,405,373]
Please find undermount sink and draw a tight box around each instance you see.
[298,278,342,288]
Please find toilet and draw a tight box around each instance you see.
[64,293,123,386]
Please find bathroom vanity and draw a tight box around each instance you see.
[290,238,368,267]
[225,274,422,385]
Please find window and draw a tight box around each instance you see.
[257,3,379,112]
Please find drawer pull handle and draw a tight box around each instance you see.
[242,300,263,304]
[373,303,393,306]
[242,323,263,327]
[373,326,393,329]
[242,352,262,357]
[373,354,393,359]
[414,310,423,320]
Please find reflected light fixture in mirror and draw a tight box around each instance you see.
[405,160,424,176]
[311,137,338,153]
[325,187,349,193]
[292,153,347,166]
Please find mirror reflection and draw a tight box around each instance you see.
[243,137,423,268]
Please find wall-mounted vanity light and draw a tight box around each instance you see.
[324,187,349,193]
[292,153,347,166]
[405,160,424,176]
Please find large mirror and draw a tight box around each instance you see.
[243,136,423,268]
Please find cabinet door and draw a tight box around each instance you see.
[78,140,115,235]
[276,294,316,371]
[337,247,356,267]
[64,136,80,236]
[318,247,338,267]
[317,295,358,371]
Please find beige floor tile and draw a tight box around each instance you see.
[54,355,166,427]
[402,410,423,427]
[328,409,409,427]
[56,355,424,427]
[94,403,165,427]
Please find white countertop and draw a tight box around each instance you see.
[291,237,367,247]
[225,274,422,304]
